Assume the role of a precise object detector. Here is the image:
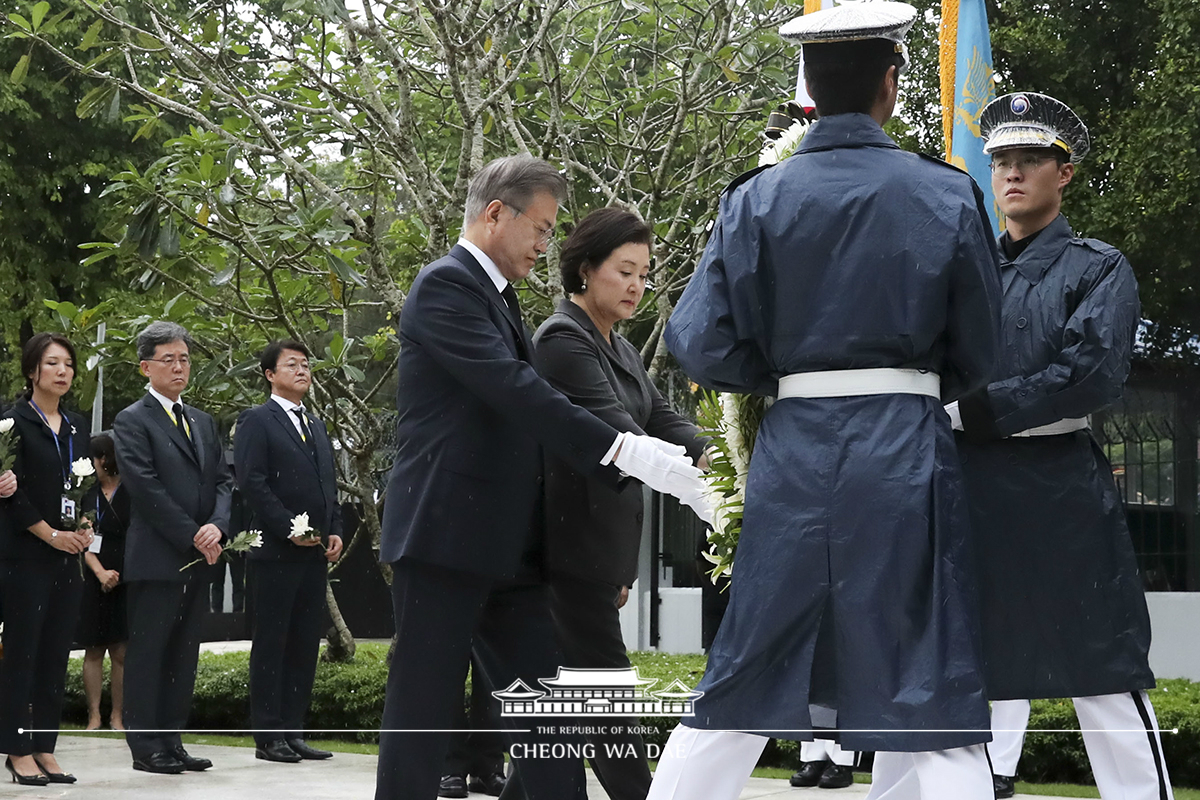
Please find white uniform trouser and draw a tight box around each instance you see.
[989,699,1031,777]
[868,692,1173,800]
[647,724,992,800]
[801,738,856,767]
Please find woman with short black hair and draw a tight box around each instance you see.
[0,333,92,785]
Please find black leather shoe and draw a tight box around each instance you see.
[993,774,1016,799]
[132,751,187,774]
[33,757,76,784]
[790,760,828,787]
[256,740,303,763]
[818,763,854,789]
[438,774,468,798]
[6,757,50,786]
[468,772,506,796]
[286,739,333,760]
[171,747,212,771]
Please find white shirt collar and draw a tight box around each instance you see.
[270,393,303,414]
[457,238,509,294]
[147,385,183,413]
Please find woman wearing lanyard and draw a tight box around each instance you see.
[0,333,91,785]
[76,433,129,732]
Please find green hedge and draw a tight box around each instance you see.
[63,646,1200,787]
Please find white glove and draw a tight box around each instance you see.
[609,432,703,498]
[944,401,963,431]
[676,485,715,526]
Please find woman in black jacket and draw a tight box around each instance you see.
[0,333,91,785]
[532,208,706,800]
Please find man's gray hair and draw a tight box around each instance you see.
[137,320,194,361]
[462,155,568,228]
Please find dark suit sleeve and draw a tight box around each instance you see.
[113,408,204,554]
[207,414,233,539]
[233,408,295,545]
[320,420,344,538]
[5,414,46,532]
[406,268,620,474]
[643,384,707,462]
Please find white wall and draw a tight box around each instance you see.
[1146,592,1200,682]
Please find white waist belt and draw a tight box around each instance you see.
[1010,417,1090,437]
[777,368,941,400]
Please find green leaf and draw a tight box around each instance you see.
[30,1,49,31]
[199,153,214,181]
[227,358,260,378]
[325,253,367,287]
[10,54,30,86]
[210,265,236,286]
[7,14,30,32]
[229,43,249,56]
[136,32,163,50]
[342,364,366,383]
[78,18,103,50]
[202,14,219,44]
[76,83,115,119]
[158,215,180,257]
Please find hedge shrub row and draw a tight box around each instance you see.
[62,645,1199,787]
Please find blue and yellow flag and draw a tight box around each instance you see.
[940,0,1000,233]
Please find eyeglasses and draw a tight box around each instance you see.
[276,360,311,373]
[145,355,191,367]
[506,204,556,245]
[990,154,1058,175]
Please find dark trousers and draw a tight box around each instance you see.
[0,559,82,755]
[123,571,209,759]
[375,558,586,800]
[210,551,247,612]
[549,572,652,800]
[248,559,326,745]
[444,653,505,778]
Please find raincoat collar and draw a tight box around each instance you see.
[796,113,900,155]
[1000,214,1073,285]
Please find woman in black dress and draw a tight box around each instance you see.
[532,208,707,800]
[77,433,128,731]
[0,333,91,785]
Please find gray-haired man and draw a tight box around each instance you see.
[375,155,709,799]
[114,321,233,774]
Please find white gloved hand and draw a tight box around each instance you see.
[676,484,715,526]
[944,401,963,431]
[610,432,703,498]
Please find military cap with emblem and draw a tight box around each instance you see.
[980,92,1090,163]
[779,1,917,70]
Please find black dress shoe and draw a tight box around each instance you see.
[286,739,333,760]
[32,757,76,784]
[256,740,303,763]
[6,757,50,785]
[171,746,213,771]
[132,751,187,774]
[790,760,828,787]
[468,772,506,796]
[818,763,854,789]
[993,774,1016,799]
[438,774,468,798]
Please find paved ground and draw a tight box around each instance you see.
[18,736,1062,799]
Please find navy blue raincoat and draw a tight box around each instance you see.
[956,214,1154,699]
[666,113,1002,752]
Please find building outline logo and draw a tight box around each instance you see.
[493,667,703,717]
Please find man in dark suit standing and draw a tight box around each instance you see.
[375,154,710,800]
[114,321,233,774]
[234,340,343,765]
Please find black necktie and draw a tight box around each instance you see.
[172,402,198,457]
[500,284,523,331]
[292,407,318,460]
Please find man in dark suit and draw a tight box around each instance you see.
[234,340,343,764]
[114,321,233,774]
[375,154,710,800]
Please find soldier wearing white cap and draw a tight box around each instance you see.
[646,3,1005,799]
[954,92,1172,800]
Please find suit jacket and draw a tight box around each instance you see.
[113,393,233,581]
[0,399,91,561]
[234,399,341,562]
[533,300,705,585]
[379,244,622,578]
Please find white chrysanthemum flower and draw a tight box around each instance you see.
[289,512,312,539]
[250,532,264,548]
[0,419,14,434]
[758,119,810,167]
[71,458,96,478]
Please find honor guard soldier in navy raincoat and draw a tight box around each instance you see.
[645,5,1003,800]
[943,93,1172,800]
